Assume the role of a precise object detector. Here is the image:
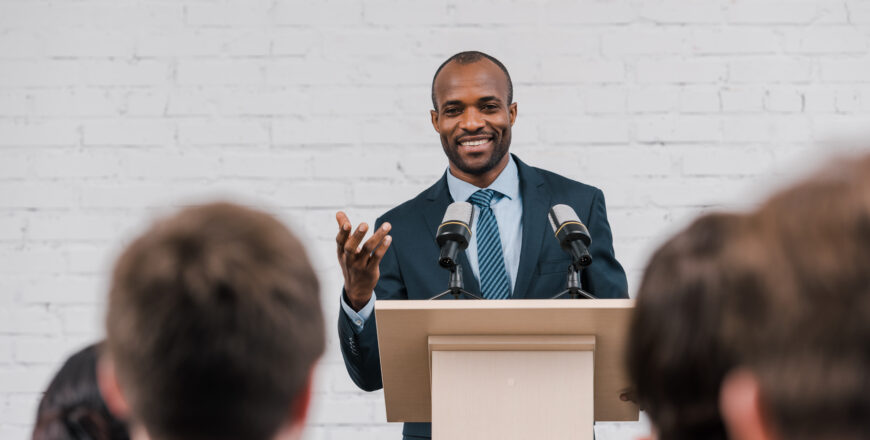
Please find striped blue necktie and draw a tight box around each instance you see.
[468,189,512,300]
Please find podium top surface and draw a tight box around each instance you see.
[375,298,638,423]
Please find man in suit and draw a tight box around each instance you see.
[335,51,628,439]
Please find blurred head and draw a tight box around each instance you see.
[720,155,870,440]
[629,153,870,440]
[627,212,765,440]
[33,343,129,440]
[100,202,324,440]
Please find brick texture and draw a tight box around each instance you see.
[2,0,869,439]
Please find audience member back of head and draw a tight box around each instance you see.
[32,342,129,440]
[97,202,325,440]
[627,153,870,440]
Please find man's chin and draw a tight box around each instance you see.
[454,159,498,176]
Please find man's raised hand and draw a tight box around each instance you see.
[335,211,392,311]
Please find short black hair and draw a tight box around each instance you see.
[431,51,513,110]
[33,342,130,440]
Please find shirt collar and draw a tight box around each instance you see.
[446,155,520,203]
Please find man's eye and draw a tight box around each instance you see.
[483,104,499,111]
[444,108,460,115]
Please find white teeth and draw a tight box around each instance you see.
[461,139,490,147]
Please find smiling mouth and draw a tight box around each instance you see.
[459,136,493,147]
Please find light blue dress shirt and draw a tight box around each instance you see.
[341,156,524,332]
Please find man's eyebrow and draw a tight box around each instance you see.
[442,99,464,107]
[478,96,502,103]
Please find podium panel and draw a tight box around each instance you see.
[430,335,595,440]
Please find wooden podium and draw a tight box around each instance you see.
[375,299,637,440]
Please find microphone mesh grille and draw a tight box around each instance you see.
[549,204,581,232]
[442,201,473,225]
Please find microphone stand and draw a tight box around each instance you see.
[430,265,483,300]
[551,263,597,299]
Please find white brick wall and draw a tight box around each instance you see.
[1,1,869,438]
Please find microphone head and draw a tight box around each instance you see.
[441,201,473,226]
[437,202,473,248]
[548,204,591,246]
[437,202,473,269]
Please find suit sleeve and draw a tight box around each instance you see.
[582,188,629,298]
[337,216,407,392]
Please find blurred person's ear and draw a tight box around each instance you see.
[720,369,777,440]
[96,355,131,420]
[274,367,316,440]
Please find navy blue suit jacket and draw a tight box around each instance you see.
[338,155,628,439]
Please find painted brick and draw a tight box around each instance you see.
[540,58,625,84]
[177,120,270,146]
[689,28,782,54]
[0,121,79,147]
[541,118,630,144]
[627,87,679,113]
[1,2,868,439]
[729,58,814,83]
[765,88,804,112]
[720,87,765,112]
[273,0,363,25]
[83,120,175,146]
[637,59,726,83]
[635,115,721,143]
[726,1,846,24]
[0,183,79,209]
[185,0,274,26]
[542,1,636,24]
[177,60,264,86]
[819,58,870,82]
[783,27,868,54]
[639,1,724,23]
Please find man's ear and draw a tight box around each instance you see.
[97,355,131,420]
[720,369,776,440]
[509,102,517,126]
[430,109,440,133]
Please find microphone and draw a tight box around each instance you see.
[436,202,473,269]
[548,204,592,271]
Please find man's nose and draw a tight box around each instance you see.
[459,108,485,131]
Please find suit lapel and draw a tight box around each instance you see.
[422,172,481,298]
[513,156,550,299]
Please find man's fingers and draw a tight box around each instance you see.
[335,212,352,247]
[343,222,369,254]
[368,235,392,268]
[361,223,392,255]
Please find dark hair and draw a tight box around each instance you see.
[32,343,129,440]
[745,155,870,440]
[628,154,870,440]
[627,212,757,440]
[106,202,324,440]
[431,51,513,110]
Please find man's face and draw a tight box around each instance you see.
[430,60,517,178]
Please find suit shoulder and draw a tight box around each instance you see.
[529,165,603,197]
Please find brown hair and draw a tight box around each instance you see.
[745,155,870,440]
[105,202,324,440]
[628,154,870,440]
[627,212,757,440]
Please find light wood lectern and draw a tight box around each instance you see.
[375,299,637,440]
